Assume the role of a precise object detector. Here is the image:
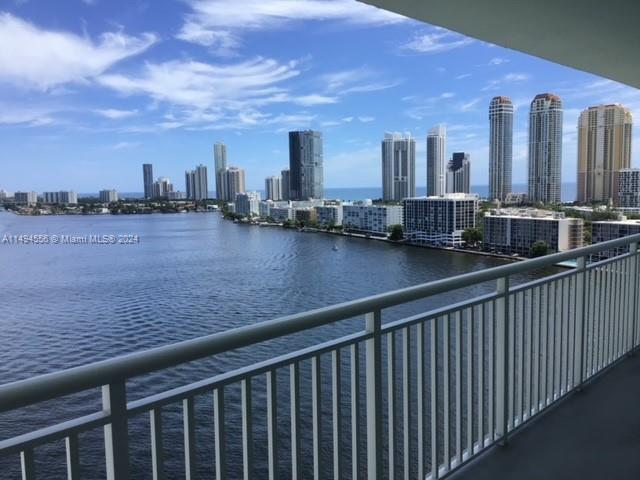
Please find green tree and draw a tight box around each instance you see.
[530,240,550,258]
[388,224,404,241]
[462,228,482,247]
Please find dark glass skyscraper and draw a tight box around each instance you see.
[289,130,323,200]
[143,163,153,199]
[489,96,513,201]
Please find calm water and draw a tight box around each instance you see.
[0,212,556,478]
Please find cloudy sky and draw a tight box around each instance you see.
[1,0,640,193]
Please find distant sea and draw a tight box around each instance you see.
[104,183,578,203]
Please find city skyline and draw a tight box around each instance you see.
[2,2,640,193]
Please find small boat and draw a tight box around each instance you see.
[332,245,339,252]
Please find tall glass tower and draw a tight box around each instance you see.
[382,132,416,201]
[289,131,323,200]
[489,96,513,201]
[426,125,446,196]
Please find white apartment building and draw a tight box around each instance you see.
[235,191,261,217]
[315,205,343,226]
[342,204,403,236]
[403,193,479,247]
[99,189,119,203]
[43,191,78,205]
[14,191,38,205]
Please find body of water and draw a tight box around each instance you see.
[0,212,557,477]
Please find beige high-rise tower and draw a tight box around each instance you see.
[577,104,632,204]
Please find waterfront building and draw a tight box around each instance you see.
[446,152,471,194]
[99,189,119,203]
[143,164,154,200]
[295,207,317,224]
[167,191,186,200]
[43,191,78,205]
[618,168,640,208]
[14,191,38,205]
[403,193,478,247]
[152,178,173,199]
[426,125,446,196]
[289,130,323,200]
[528,93,563,204]
[222,167,245,202]
[489,96,514,201]
[382,132,416,201]
[270,206,294,222]
[265,176,282,201]
[185,164,208,201]
[592,219,640,243]
[483,208,583,256]
[235,191,261,217]
[342,204,403,236]
[503,192,528,205]
[259,200,273,219]
[315,205,343,226]
[0,189,9,200]
[577,105,632,204]
[214,142,227,201]
[281,169,291,201]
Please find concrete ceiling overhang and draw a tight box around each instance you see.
[359,0,640,89]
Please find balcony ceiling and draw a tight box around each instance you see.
[359,0,640,89]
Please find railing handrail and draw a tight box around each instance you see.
[1,232,638,413]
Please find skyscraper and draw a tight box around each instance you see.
[289,130,323,200]
[223,167,246,202]
[265,176,282,201]
[577,104,632,204]
[382,132,416,201]
[281,169,291,201]
[427,125,446,196]
[214,142,227,201]
[446,152,471,194]
[489,96,513,201]
[528,93,563,204]
[143,164,154,199]
[185,165,208,201]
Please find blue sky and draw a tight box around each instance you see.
[2,0,640,194]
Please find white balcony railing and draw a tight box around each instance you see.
[1,234,639,479]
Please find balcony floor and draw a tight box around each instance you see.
[452,354,640,480]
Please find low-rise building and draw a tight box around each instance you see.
[99,189,119,203]
[235,191,261,217]
[342,204,403,236]
[14,191,38,205]
[592,219,640,257]
[503,192,528,205]
[295,207,317,224]
[315,205,343,226]
[483,208,584,256]
[167,191,186,200]
[403,193,479,246]
[270,206,294,222]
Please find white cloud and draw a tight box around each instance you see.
[94,108,139,119]
[177,0,405,55]
[0,105,56,126]
[482,73,530,91]
[293,94,338,106]
[456,73,471,80]
[487,57,509,66]
[0,13,157,89]
[358,116,375,122]
[321,67,401,95]
[400,30,473,54]
[110,141,139,150]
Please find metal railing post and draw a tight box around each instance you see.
[365,310,383,479]
[102,381,130,480]
[576,256,587,389]
[496,276,509,445]
[630,243,638,353]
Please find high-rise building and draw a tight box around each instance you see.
[528,93,563,204]
[223,167,246,202]
[14,191,38,205]
[382,132,416,201]
[235,191,261,217]
[289,130,323,200]
[143,164,154,199]
[185,170,195,200]
[618,168,640,208]
[489,96,513,201]
[214,143,227,201]
[426,125,446,196]
[43,191,78,204]
[152,178,173,199]
[577,104,632,204]
[403,194,478,246]
[194,164,209,201]
[99,189,119,203]
[446,152,471,194]
[265,176,282,201]
[281,169,291,201]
